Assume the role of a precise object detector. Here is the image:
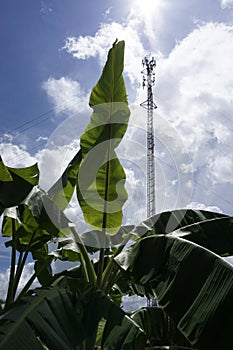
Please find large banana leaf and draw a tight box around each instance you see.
[104,209,226,245]
[130,209,233,256]
[76,40,130,235]
[0,156,39,215]
[0,283,86,350]
[0,278,145,350]
[26,188,71,236]
[52,225,135,262]
[112,211,233,299]
[132,209,226,237]
[171,216,233,256]
[115,235,233,350]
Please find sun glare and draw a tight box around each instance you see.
[133,0,158,16]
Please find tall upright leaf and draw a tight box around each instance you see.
[76,40,130,235]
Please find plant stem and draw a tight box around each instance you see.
[15,257,53,301]
[15,271,35,301]
[105,269,121,294]
[97,248,105,287]
[101,235,130,291]
[79,342,86,350]
[12,250,29,299]
[15,251,23,273]
[85,327,98,350]
[70,227,96,285]
[79,254,89,283]
[12,229,37,299]
[5,220,17,310]
[97,229,107,287]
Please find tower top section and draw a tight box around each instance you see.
[141,57,156,89]
[140,57,157,110]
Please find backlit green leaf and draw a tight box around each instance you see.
[89,40,127,106]
[76,40,130,235]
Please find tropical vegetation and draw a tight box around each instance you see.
[0,40,233,350]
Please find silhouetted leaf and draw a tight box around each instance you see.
[0,157,39,215]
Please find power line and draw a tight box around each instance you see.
[1,109,54,135]
[0,95,78,138]
[0,141,48,165]
[0,108,82,165]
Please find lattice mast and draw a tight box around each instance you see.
[140,57,157,218]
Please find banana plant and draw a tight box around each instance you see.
[0,159,40,309]
[1,40,233,350]
[0,39,134,349]
[0,149,82,310]
[1,211,233,349]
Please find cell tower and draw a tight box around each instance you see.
[140,57,157,218]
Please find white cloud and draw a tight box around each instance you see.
[155,22,233,186]
[186,202,223,213]
[0,138,79,196]
[0,133,13,143]
[157,22,233,110]
[63,20,150,86]
[0,143,36,168]
[0,137,78,194]
[42,77,89,116]
[209,155,233,184]
[225,256,233,265]
[220,0,233,9]
[40,1,53,16]
[128,0,169,46]
[2,3,232,237]
[62,13,233,192]
[36,136,48,142]
[0,263,39,301]
[104,6,112,16]
[122,294,147,312]
[36,139,80,191]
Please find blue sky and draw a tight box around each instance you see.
[0,1,116,139]
[0,0,233,295]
